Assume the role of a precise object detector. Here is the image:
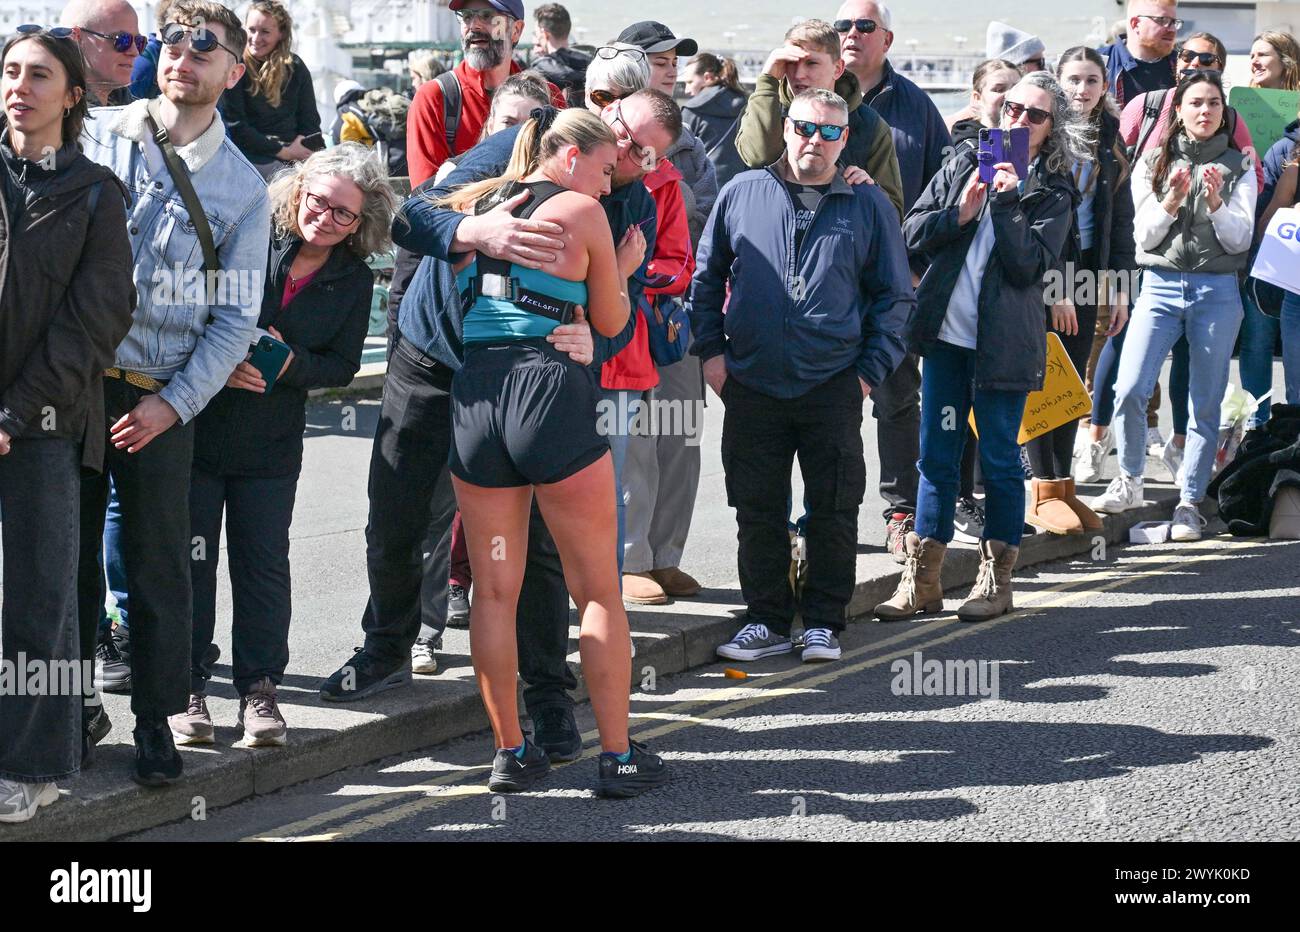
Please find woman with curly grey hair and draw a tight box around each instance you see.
[875,72,1086,624]
[174,144,397,748]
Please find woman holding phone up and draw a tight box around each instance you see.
[1092,70,1257,540]
[171,145,396,748]
[876,72,1087,624]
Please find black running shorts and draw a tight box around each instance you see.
[450,338,610,488]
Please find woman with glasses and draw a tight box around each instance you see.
[1020,47,1136,535]
[219,0,321,182]
[438,108,670,798]
[1092,70,1257,541]
[0,28,135,823]
[172,145,396,749]
[1237,31,1300,430]
[876,73,1087,623]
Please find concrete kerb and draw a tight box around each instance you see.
[2,487,1185,842]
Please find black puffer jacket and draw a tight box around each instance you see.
[903,149,1078,392]
[682,84,748,190]
[219,54,322,163]
[193,235,373,477]
[0,138,135,470]
[1208,405,1300,535]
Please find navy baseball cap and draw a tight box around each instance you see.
[617,21,698,57]
[449,0,525,19]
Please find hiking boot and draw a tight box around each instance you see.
[531,705,583,762]
[596,740,669,799]
[132,718,183,787]
[168,693,215,746]
[1027,478,1084,535]
[94,624,131,693]
[623,571,669,605]
[875,532,946,620]
[649,566,701,597]
[447,583,470,628]
[716,622,793,661]
[885,512,915,564]
[319,647,412,702]
[1060,477,1103,532]
[0,779,59,824]
[1092,474,1144,514]
[956,540,1019,623]
[239,678,287,747]
[488,737,551,793]
[411,637,439,675]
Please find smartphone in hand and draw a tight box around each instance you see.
[248,330,292,391]
[302,132,327,152]
[977,127,1030,184]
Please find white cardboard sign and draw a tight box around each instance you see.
[1251,206,1300,297]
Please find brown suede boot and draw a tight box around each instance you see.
[1026,478,1084,535]
[957,540,1019,622]
[874,532,947,620]
[1059,477,1103,531]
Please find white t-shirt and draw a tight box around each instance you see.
[938,206,996,350]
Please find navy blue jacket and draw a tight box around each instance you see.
[861,61,951,213]
[1260,120,1299,219]
[391,124,654,371]
[689,166,915,398]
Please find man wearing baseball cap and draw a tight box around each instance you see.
[406,0,566,185]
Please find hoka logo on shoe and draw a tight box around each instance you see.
[617,764,638,775]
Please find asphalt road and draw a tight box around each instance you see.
[128,533,1300,842]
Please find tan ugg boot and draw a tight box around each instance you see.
[623,572,668,605]
[956,540,1019,622]
[1026,478,1084,535]
[1059,477,1103,531]
[874,532,947,620]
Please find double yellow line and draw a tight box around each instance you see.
[243,539,1259,841]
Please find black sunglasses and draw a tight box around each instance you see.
[790,118,847,141]
[1003,100,1052,125]
[832,18,878,35]
[84,28,147,53]
[1178,49,1221,67]
[590,88,628,109]
[160,22,240,61]
[15,24,74,40]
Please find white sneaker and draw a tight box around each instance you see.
[411,638,438,675]
[0,779,58,824]
[1161,438,1185,486]
[1146,426,1165,455]
[1171,502,1207,542]
[1075,430,1112,483]
[1092,474,1144,514]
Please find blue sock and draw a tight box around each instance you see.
[506,738,527,759]
[602,747,633,763]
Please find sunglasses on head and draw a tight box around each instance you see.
[84,28,147,53]
[789,118,846,141]
[15,24,74,40]
[1178,49,1221,67]
[589,88,628,109]
[160,22,240,60]
[832,18,878,35]
[1003,99,1052,125]
[596,46,645,61]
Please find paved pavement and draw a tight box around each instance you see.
[126,534,1300,842]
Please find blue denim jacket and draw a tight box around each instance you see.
[81,101,271,423]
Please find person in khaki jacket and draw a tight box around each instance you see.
[734,18,903,219]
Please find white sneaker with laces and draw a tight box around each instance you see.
[1171,502,1207,541]
[1092,474,1144,514]
[411,638,438,675]
[1161,437,1185,486]
[0,779,58,824]
[1076,430,1112,484]
[1146,426,1165,455]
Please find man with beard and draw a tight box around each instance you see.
[321,91,679,762]
[61,0,143,106]
[78,0,271,786]
[406,0,566,186]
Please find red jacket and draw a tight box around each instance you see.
[407,60,566,186]
[601,158,696,391]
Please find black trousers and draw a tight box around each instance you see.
[189,466,299,695]
[0,438,82,782]
[720,369,866,634]
[419,465,458,640]
[871,352,921,518]
[78,377,195,720]
[362,340,577,711]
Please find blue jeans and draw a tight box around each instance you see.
[599,387,644,575]
[1114,270,1243,503]
[1094,329,1190,435]
[916,341,1028,546]
[1238,286,1280,428]
[1283,290,1300,407]
[98,478,129,635]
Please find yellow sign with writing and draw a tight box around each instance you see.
[969,332,1091,444]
